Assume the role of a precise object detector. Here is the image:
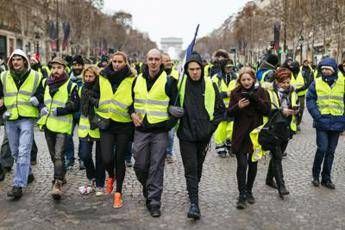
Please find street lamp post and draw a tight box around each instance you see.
[299,35,304,64]
[56,0,60,53]
[35,32,40,56]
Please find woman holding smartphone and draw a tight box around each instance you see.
[265,67,299,199]
[228,67,270,209]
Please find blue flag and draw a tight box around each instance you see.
[178,24,200,85]
[175,24,200,106]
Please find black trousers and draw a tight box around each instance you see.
[266,141,288,190]
[236,152,257,197]
[100,131,131,193]
[44,129,67,181]
[179,140,209,204]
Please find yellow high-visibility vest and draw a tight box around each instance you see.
[0,70,41,120]
[315,75,344,116]
[37,80,76,134]
[133,72,170,124]
[179,76,215,121]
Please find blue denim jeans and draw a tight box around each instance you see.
[166,129,175,156]
[6,118,34,187]
[65,121,82,167]
[312,129,341,182]
[79,139,105,187]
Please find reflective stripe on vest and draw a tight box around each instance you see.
[133,72,169,124]
[37,80,75,134]
[0,70,41,120]
[78,115,100,138]
[110,76,135,122]
[179,75,215,121]
[212,74,237,107]
[315,75,344,116]
[94,76,112,119]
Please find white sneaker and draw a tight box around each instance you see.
[95,187,104,196]
[79,180,95,195]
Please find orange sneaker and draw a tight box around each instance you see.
[105,177,114,194]
[113,192,123,208]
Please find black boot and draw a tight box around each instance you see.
[236,194,247,209]
[27,173,35,184]
[7,186,23,199]
[0,164,5,182]
[266,159,277,189]
[275,161,289,199]
[246,191,255,204]
[187,203,201,220]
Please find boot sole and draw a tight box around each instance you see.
[52,193,62,200]
[187,213,200,220]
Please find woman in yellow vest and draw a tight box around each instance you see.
[264,68,299,199]
[77,66,105,196]
[37,57,79,200]
[98,51,136,208]
[228,67,270,209]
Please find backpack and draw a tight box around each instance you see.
[258,109,290,151]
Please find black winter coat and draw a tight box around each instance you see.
[177,76,225,142]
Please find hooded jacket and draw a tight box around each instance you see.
[306,58,345,132]
[0,49,44,117]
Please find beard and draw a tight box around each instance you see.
[72,68,83,76]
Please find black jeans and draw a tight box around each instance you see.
[179,140,209,204]
[79,139,105,188]
[236,152,257,197]
[44,129,67,181]
[100,131,131,193]
[266,141,288,190]
[296,95,305,126]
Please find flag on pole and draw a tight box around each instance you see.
[177,24,200,87]
[174,24,200,106]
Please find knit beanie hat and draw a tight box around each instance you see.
[266,54,279,67]
[72,55,84,66]
[275,67,291,82]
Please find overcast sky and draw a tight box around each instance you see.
[103,0,248,49]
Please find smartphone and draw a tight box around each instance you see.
[292,106,300,111]
[241,91,250,99]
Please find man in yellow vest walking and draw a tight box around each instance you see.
[130,49,178,217]
[0,49,43,199]
[37,57,79,200]
[307,58,345,189]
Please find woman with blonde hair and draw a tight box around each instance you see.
[78,66,106,196]
[99,51,136,208]
[228,67,270,209]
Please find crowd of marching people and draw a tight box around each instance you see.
[0,47,344,220]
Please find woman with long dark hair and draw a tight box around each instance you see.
[228,67,270,209]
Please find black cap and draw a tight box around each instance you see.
[266,54,279,67]
[72,55,84,66]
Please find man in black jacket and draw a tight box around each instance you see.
[130,49,178,217]
[177,51,225,219]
